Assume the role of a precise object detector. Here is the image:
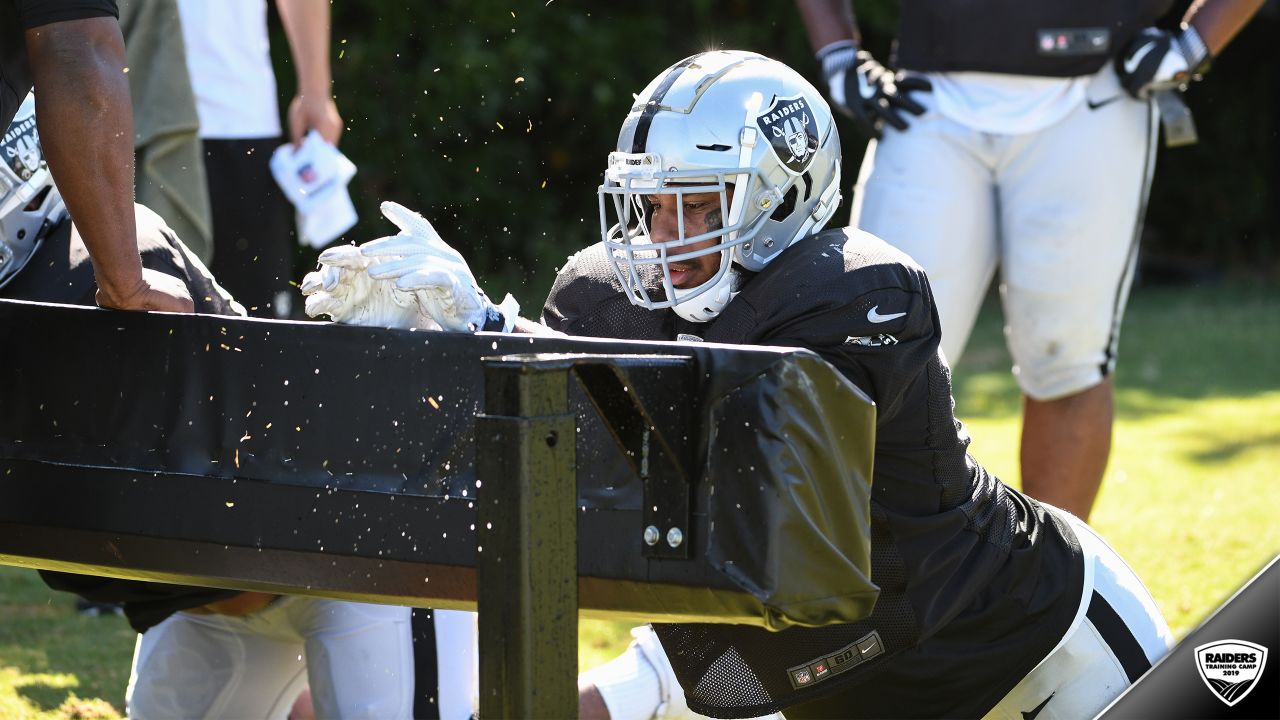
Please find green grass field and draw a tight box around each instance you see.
[3,280,1278,719]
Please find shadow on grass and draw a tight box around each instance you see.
[21,693,119,720]
[0,569,135,715]
[1186,430,1280,464]
[16,681,73,715]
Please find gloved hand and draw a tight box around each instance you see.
[1116,24,1210,99]
[360,201,519,333]
[300,243,440,329]
[817,39,931,139]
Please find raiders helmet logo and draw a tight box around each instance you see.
[756,95,819,174]
[1,116,41,181]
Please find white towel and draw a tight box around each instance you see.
[269,130,358,248]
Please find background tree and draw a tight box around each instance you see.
[270,1,1276,303]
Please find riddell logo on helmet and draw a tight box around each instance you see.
[756,95,818,174]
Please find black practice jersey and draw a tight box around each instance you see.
[893,0,1173,77]
[543,227,1085,719]
[1,0,118,131]
[2,203,244,633]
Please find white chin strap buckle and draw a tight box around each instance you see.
[671,267,739,323]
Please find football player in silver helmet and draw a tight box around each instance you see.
[599,50,842,322]
[305,50,1171,720]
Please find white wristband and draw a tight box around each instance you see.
[1177,23,1209,73]
[816,39,858,78]
[496,293,521,333]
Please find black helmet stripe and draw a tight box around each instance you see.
[629,54,703,154]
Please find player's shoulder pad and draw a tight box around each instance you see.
[765,226,929,299]
[542,242,665,338]
[725,226,937,349]
[546,243,626,309]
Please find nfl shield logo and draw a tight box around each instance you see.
[756,95,819,174]
[1195,640,1268,706]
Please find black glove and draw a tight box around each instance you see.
[1116,25,1211,99]
[817,40,932,139]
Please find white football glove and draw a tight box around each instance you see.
[817,40,931,139]
[360,201,518,333]
[1116,25,1210,99]
[300,244,441,329]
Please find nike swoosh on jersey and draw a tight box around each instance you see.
[866,306,906,323]
[1124,42,1157,74]
[1087,95,1122,111]
[1022,692,1056,720]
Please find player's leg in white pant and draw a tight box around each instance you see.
[995,70,1156,403]
[984,510,1173,719]
[125,605,307,720]
[286,597,414,720]
[995,70,1157,517]
[850,97,1000,367]
[434,609,479,720]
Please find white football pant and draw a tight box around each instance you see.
[851,69,1158,400]
[126,596,415,720]
[983,507,1173,719]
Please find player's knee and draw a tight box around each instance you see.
[127,620,240,719]
[1014,361,1107,401]
[1004,286,1122,401]
[1009,332,1111,401]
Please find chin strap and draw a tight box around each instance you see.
[725,92,764,244]
[793,151,842,246]
[671,267,740,323]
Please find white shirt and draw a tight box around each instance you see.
[176,0,282,139]
[928,71,1090,135]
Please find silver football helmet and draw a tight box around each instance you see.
[0,93,65,288]
[599,50,842,322]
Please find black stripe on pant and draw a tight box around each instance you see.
[1087,590,1152,683]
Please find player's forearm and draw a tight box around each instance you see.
[1184,0,1266,55]
[26,18,144,304]
[794,0,861,50]
[276,0,334,98]
[511,316,564,336]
